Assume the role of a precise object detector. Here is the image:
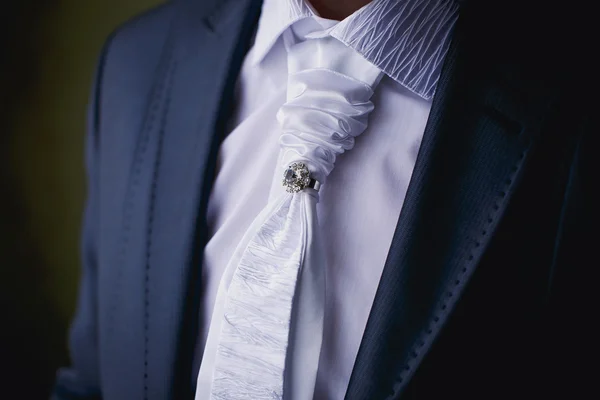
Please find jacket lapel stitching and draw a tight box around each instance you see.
[385,138,534,399]
[143,57,178,400]
[105,25,176,347]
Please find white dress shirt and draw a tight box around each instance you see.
[197,0,459,398]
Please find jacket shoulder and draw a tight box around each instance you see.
[99,2,177,100]
[90,2,182,165]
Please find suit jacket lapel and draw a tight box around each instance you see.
[141,1,262,398]
[345,2,558,398]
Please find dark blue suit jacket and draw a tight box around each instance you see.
[53,0,597,399]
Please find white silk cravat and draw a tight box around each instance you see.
[196,17,384,400]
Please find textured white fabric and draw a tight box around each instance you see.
[253,0,459,99]
[198,16,385,400]
[195,0,458,398]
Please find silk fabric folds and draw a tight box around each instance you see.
[196,17,384,400]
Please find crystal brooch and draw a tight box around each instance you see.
[282,162,314,193]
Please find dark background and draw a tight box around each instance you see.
[0,1,162,398]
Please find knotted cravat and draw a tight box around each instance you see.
[196,16,384,400]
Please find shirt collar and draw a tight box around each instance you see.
[251,0,460,100]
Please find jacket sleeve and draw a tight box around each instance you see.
[51,34,112,400]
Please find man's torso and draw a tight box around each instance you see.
[56,0,596,398]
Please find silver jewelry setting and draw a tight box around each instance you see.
[282,162,320,193]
